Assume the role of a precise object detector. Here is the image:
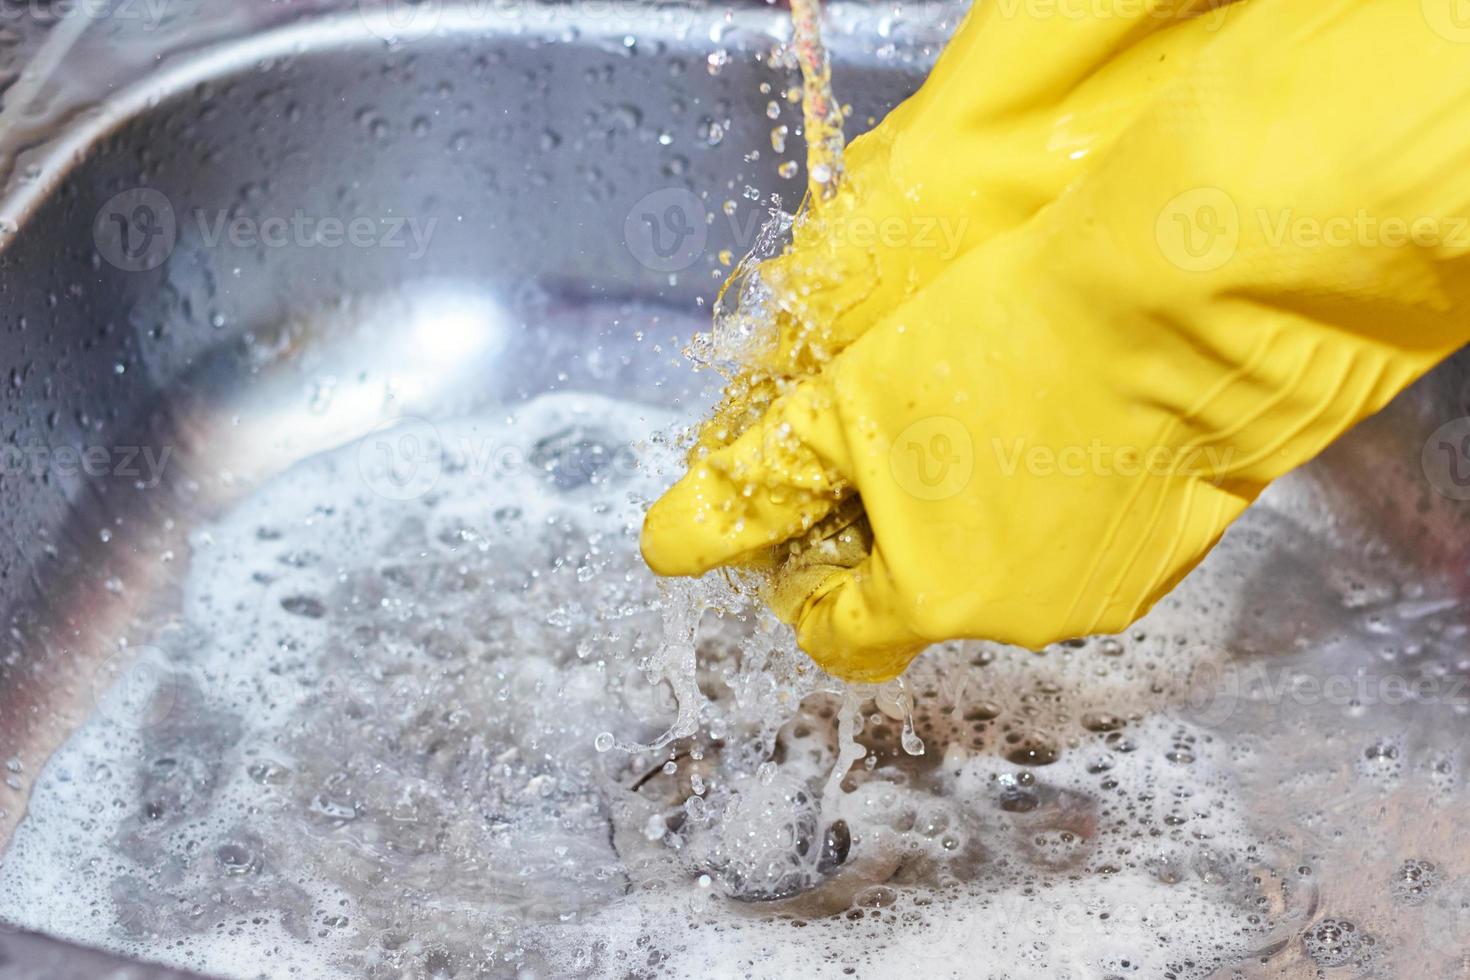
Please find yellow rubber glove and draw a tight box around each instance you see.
[645,0,1470,682]
[694,0,1236,450]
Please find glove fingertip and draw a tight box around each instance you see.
[639,472,728,577]
[790,564,927,684]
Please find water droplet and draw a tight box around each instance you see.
[1004,731,1059,766]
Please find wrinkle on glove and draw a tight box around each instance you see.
[645,0,1470,681]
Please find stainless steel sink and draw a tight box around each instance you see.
[0,2,1468,978]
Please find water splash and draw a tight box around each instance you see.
[689,0,847,382]
[602,578,708,754]
[690,209,793,375]
[821,685,868,824]
[878,678,926,756]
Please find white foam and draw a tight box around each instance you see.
[0,392,1298,979]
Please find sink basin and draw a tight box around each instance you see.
[0,2,1468,978]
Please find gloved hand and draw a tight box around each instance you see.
[645,0,1470,681]
[693,0,1235,451]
